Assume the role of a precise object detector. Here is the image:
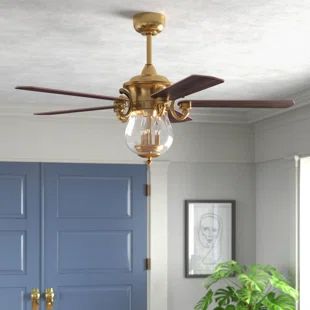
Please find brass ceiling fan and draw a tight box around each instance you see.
[16,12,294,164]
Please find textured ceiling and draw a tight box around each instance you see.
[1,0,310,122]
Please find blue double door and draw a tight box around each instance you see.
[0,162,147,310]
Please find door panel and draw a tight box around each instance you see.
[42,163,147,310]
[0,287,27,310]
[57,285,132,309]
[57,230,132,273]
[0,175,26,218]
[57,176,132,218]
[0,230,26,274]
[0,163,40,310]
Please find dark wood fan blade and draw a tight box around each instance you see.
[16,86,119,101]
[184,99,295,108]
[168,110,192,123]
[34,105,114,115]
[151,75,224,100]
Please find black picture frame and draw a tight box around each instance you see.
[185,200,236,278]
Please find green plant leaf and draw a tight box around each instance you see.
[275,295,296,309]
[215,286,237,306]
[236,288,265,306]
[195,289,213,310]
[258,265,288,283]
[254,306,268,310]
[236,288,253,304]
[250,290,266,305]
[204,261,243,288]
[235,303,248,310]
[269,277,299,300]
[198,261,298,310]
[262,292,296,310]
[238,268,269,292]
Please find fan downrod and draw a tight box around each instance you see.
[133,12,165,36]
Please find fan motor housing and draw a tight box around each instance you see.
[123,64,171,112]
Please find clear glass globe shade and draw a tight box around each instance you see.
[125,111,174,159]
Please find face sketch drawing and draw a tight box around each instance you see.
[198,213,222,249]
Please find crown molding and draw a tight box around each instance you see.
[189,109,249,124]
[247,89,310,123]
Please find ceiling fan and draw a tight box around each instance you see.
[15,12,294,164]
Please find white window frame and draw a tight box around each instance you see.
[299,156,310,310]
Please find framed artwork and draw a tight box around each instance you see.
[185,200,236,278]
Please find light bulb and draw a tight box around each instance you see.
[125,110,173,161]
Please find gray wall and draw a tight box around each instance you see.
[167,162,256,310]
[254,89,310,163]
[256,159,296,281]
[165,88,310,310]
[0,117,253,164]
[254,89,310,284]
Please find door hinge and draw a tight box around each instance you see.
[145,258,151,270]
[145,184,151,197]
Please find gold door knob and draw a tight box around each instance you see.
[31,288,40,310]
[45,288,55,310]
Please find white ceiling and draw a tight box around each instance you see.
[1,0,310,123]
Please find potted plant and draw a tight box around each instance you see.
[195,260,298,310]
